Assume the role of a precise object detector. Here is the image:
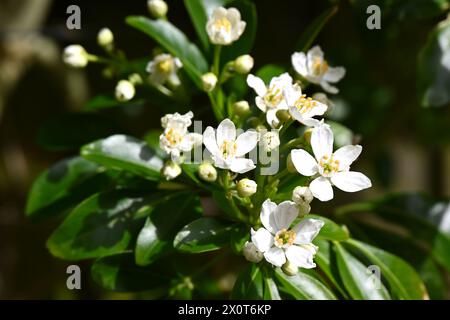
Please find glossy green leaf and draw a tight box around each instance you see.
[173,217,234,253]
[26,157,112,221]
[135,193,202,266]
[230,263,264,299]
[91,252,172,292]
[309,214,349,241]
[81,134,163,181]
[125,16,208,87]
[263,273,281,300]
[334,242,391,300]
[47,190,159,260]
[346,239,427,300]
[275,268,337,300]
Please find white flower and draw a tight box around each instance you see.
[250,199,324,268]
[147,0,168,18]
[198,162,217,182]
[146,53,182,86]
[161,160,181,180]
[292,186,313,204]
[203,119,258,174]
[201,72,218,92]
[243,241,263,263]
[97,28,114,48]
[284,83,328,127]
[115,80,135,101]
[160,111,202,163]
[63,45,89,68]
[247,73,293,128]
[234,54,254,74]
[290,123,372,202]
[260,131,280,152]
[206,7,246,45]
[292,46,346,94]
[237,178,257,197]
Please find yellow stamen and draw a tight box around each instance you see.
[311,57,329,76]
[220,140,237,158]
[274,229,296,248]
[165,128,183,147]
[295,94,317,114]
[264,86,283,108]
[214,17,232,33]
[319,155,340,176]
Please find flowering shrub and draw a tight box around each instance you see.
[26,0,440,299]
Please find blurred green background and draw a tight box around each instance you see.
[0,0,449,299]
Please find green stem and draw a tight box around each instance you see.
[279,119,294,137]
[280,136,305,153]
[213,45,222,76]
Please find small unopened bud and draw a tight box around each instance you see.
[128,73,143,85]
[286,153,297,173]
[247,116,261,128]
[276,109,291,123]
[255,124,267,132]
[292,186,314,204]
[201,72,218,92]
[63,45,89,68]
[97,28,114,48]
[147,0,168,19]
[237,178,257,197]
[234,54,254,74]
[282,261,298,276]
[243,242,263,263]
[115,80,135,101]
[233,100,250,116]
[303,128,313,144]
[161,160,181,180]
[198,163,217,182]
[260,131,280,152]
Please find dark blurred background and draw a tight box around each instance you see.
[0,0,449,299]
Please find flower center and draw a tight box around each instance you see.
[274,229,296,248]
[311,57,329,77]
[157,58,173,73]
[319,154,340,176]
[264,86,283,108]
[295,94,317,114]
[214,17,232,33]
[220,140,237,158]
[165,128,183,147]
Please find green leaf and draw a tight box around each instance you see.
[81,134,163,181]
[126,16,208,87]
[173,217,234,253]
[334,242,391,300]
[346,239,427,300]
[230,263,264,299]
[309,214,349,241]
[37,114,118,151]
[255,64,286,83]
[275,268,337,300]
[26,157,112,221]
[47,190,159,260]
[91,252,172,292]
[230,225,249,254]
[418,16,450,107]
[135,193,202,266]
[183,0,230,53]
[263,275,281,300]
[295,5,338,52]
[84,95,146,111]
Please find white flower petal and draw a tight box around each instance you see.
[247,74,267,97]
[311,123,334,161]
[309,176,334,201]
[292,218,324,244]
[274,201,299,230]
[290,149,318,176]
[301,117,321,127]
[260,199,278,234]
[264,247,286,267]
[303,101,328,118]
[217,118,236,147]
[255,96,267,112]
[285,245,316,269]
[270,72,292,88]
[283,83,302,106]
[291,52,308,76]
[331,171,372,192]
[235,130,258,157]
[324,66,346,83]
[203,126,219,157]
[266,109,280,128]
[320,81,339,94]
[251,228,273,253]
[229,158,255,174]
[333,145,362,170]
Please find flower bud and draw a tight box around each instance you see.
[161,160,181,180]
[260,131,280,152]
[282,261,298,276]
[198,163,217,182]
[247,116,261,128]
[286,153,297,173]
[276,109,291,123]
[237,178,257,197]
[233,100,250,116]
[201,72,218,92]
[243,241,263,263]
[115,80,135,101]
[255,124,267,132]
[234,54,254,74]
[292,186,314,204]
[147,0,168,19]
[63,45,89,68]
[97,28,114,48]
[297,201,311,217]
